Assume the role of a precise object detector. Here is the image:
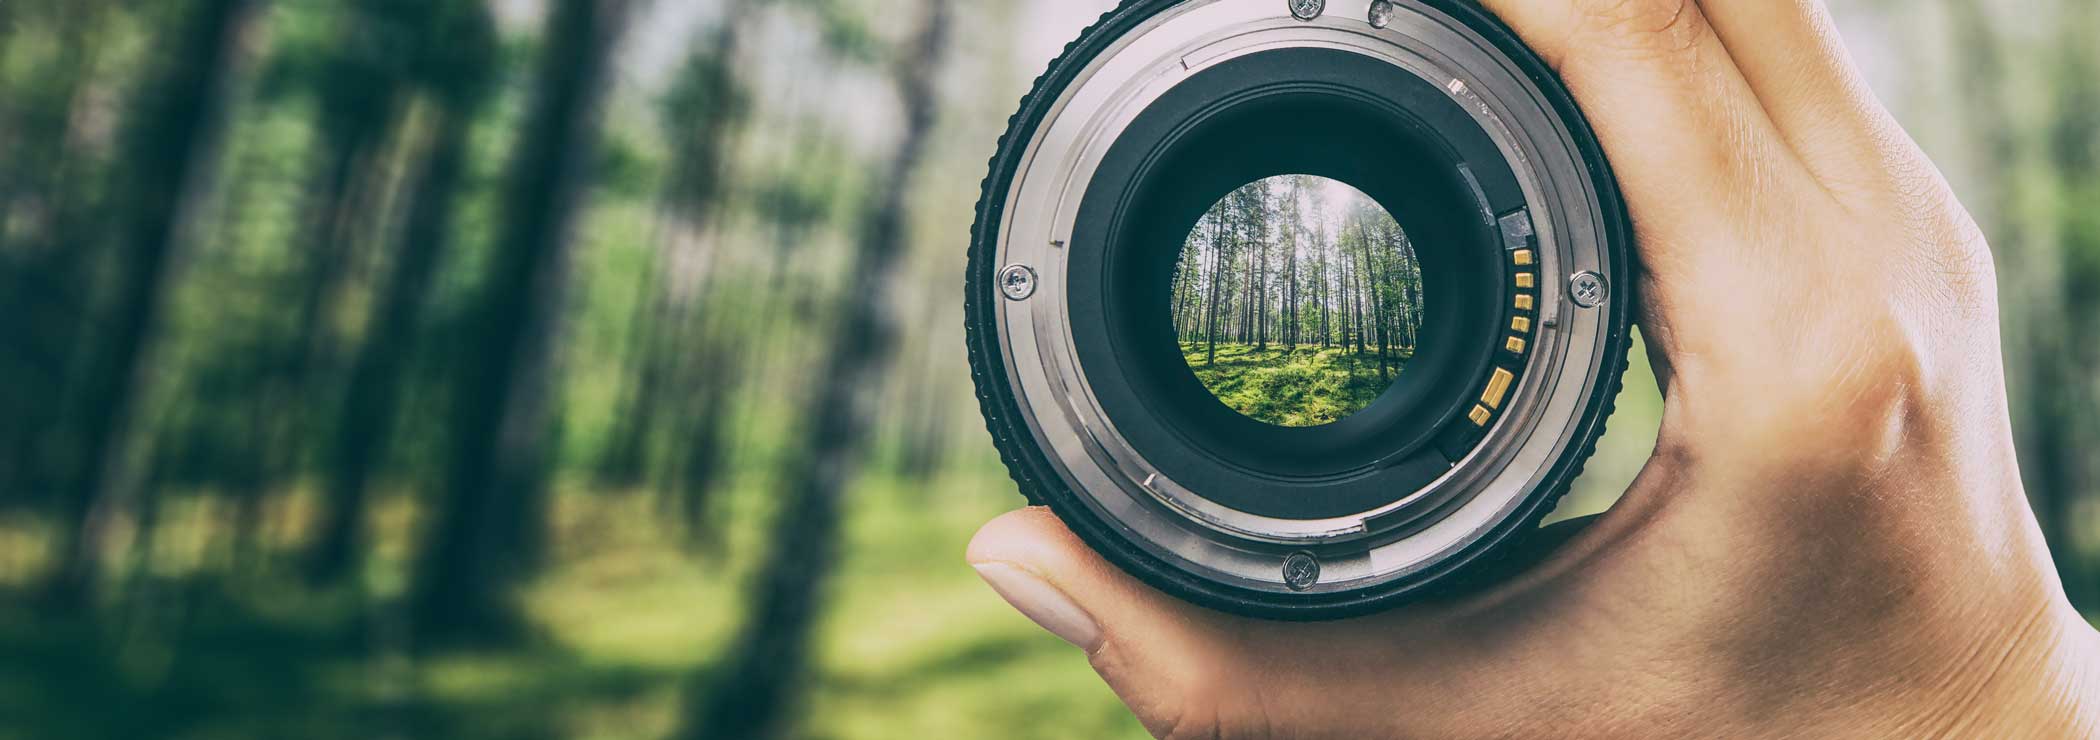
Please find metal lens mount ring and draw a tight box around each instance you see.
[966,0,1633,619]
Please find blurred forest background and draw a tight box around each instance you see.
[0,0,2092,738]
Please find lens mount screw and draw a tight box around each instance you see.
[1282,552,1321,591]
[1570,271,1609,308]
[998,264,1038,301]
[1367,0,1395,28]
[1288,0,1324,21]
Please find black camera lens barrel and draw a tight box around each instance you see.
[967,0,1633,619]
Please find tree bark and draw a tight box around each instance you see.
[46,0,256,604]
[275,1,427,508]
[599,4,752,488]
[1350,227,1369,355]
[409,0,632,643]
[1319,221,1331,349]
[684,2,953,737]
[1253,184,1268,351]
[307,97,483,584]
[0,0,110,500]
[1205,202,1225,364]
[1284,179,1300,352]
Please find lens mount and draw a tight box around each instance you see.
[967,0,1633,619]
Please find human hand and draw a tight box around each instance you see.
[966,1,2100,737]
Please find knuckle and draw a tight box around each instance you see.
[1142,667,1274,740]
[1741,315,1932,470]
[1156,685,1231,740]
[1822,316,1931,422]
[1911,219,1998,317]
[1900,185,1998,309]
[1575,0,1707,56]
[1157,713,1224,740]
[1669,300,1933,469]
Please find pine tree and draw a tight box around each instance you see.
[46,0,257,604]
[410,0,634,642]
[686,1,953,736]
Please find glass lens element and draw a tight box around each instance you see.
[1169,175,1424,428]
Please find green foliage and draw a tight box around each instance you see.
[798,0,885,64]
[595,129,665,200]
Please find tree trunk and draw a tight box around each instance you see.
[275,3,425,512]
[307,98,481,584]
[896,332,952,482]
[1173,246,1196,339]
[1376,229,1394,377]
[1351,230,1368,355]
[1284,182,1299,353]
[684,2,952,737]
[409,0,632,643]
[1319,225,1330,349]
[1240,193,1255,345]
[1340,237,1353,351]
[1253,186,1268,351]
[672,325,738,536]
[599,7,752,488]
[1205,205,1225,364]
[0,0,110,500]
[46,0,256,604]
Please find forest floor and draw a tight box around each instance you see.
[1180,342,1410,427]
[0,472,1144,740]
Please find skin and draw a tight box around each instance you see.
[964,0,2100,737]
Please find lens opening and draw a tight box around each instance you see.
[1171,175,1424,429]
[1065,47,1518,519]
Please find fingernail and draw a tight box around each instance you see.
[973,562,1103,651]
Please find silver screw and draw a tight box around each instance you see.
[998,264,1037,301]
[1282,552,1321,591]
[1367,0,1395,28]
[1288,0,1324,21]
[1570,271,1609,308]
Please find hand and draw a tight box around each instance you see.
[966,1,2100,737]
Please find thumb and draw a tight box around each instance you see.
[966,508,1576,739]
[965,507,1277,737]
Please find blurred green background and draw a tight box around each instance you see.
[0,0,2093,738]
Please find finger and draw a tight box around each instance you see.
[1695,0,1914,192]
[969,508,1474,737]
[1475,0,1807,239]
[966,508,1649,737]
[966,508,1260,736]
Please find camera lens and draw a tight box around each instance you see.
[967,0,1634,619]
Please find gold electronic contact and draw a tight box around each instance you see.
[1483,368,1514,409]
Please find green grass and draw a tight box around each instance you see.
[1181,342,1410,427]
[0,471,1144,740]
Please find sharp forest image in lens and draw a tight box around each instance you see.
[1171,176,1423,428]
